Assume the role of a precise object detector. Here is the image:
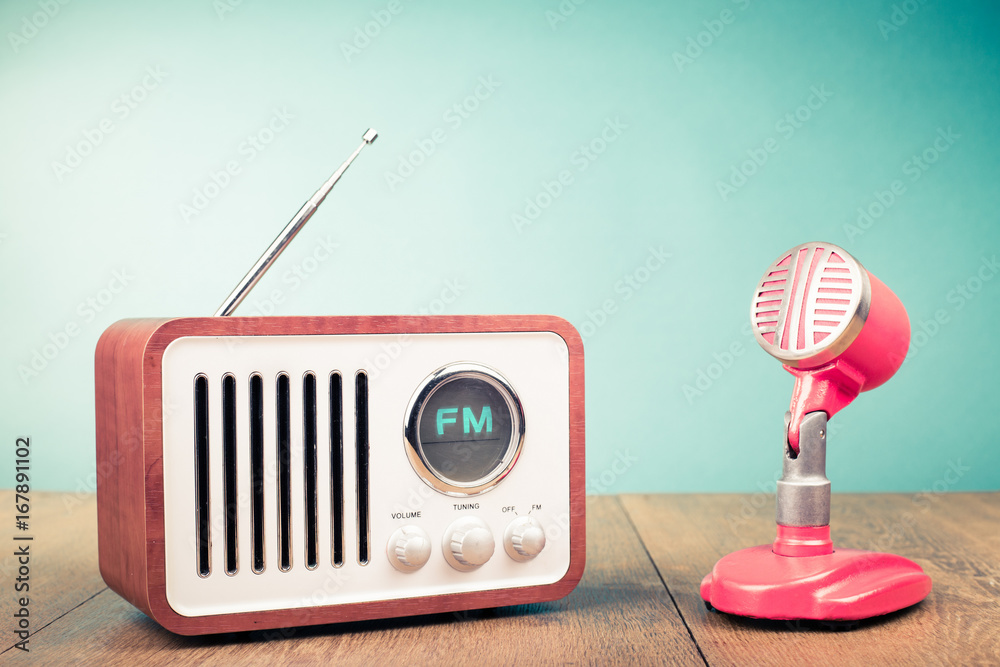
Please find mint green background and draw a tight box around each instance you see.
[1,1,997,493]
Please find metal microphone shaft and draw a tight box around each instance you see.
[214,128,378,317]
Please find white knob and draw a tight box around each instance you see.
[504,516,546,562]
[443,517,495,571]
[387,526,431,573]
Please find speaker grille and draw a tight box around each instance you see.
[752,242,870,367]
[189,369,361,578]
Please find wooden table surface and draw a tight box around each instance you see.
[2,491,997,665]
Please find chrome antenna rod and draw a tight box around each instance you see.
[214,128,378,317]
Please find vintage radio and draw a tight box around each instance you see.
[95,130,585,635]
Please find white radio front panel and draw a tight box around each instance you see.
[161,331,571,617]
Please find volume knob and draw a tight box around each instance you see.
[387,526,432,573]
[443,517,495,571]
[504,516,546,562]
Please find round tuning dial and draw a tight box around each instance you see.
[504,516,546,562]
[443,517,495,572]
[387,525,432,573]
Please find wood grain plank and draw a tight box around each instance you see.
[0,490,105,654]
[621,492,1000,667]
[13,495,702,665]
[11,490,996,664]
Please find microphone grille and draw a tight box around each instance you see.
[751,242,871,367]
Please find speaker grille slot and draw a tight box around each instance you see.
[330,372,345,568]
[355,371,370,566]
[303,372,318,570]
[249,374,265,574]
[276,373,292,572]
[222,374,238,576]
[194,374,211,578]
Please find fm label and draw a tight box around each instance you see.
[436,406,492,435]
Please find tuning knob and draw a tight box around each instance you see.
[443,517,495,571]
[387,526,432,573]
[504,516,546,562]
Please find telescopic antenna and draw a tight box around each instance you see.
[214,128,378,317]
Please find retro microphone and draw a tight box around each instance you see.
[700,242,932,622]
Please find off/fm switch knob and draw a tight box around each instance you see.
[443,517,495,572]
[504,516,546,562]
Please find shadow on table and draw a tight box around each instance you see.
[701,600,926,633]
[128,600,566,648]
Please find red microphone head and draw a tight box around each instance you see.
[751,242,910,451]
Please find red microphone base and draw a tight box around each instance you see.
[700,526,932,621]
